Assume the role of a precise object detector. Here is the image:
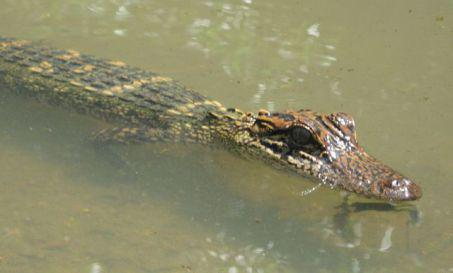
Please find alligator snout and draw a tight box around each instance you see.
[324,152,423,201]
[378,177,422,201]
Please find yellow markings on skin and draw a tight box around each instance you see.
[212,100,223,107]
[131,80,145,88]
[166,109,181,115]
[29,66,43,73]
[56,54,73,61]
[224,115,237,120]
[177,106,188,113]
[108,86,122,94]
[56,50,80,62]
[73,64,95,74]
[115,127,139,138]
[203,100,223,108]
[150,76,172,83]
[167,100,229,120]
[109,60,126,67]
[83,64,95,71]
[111,79,150,92]
[129,81,140,88]
[102,90,114,96]
[30,62,54,74]
[0,40,30,48]
[208,111,222,119]
[138,79,150,84]
[39,61,52,69]
[69,80,83,87]
[123,85,135,90]
[116,131,126,139]
[229,108,243,113]
[105,76,160,94]
[84,86,98,92]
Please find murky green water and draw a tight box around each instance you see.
[0,0,452,272]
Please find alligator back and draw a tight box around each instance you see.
[0,37,226,127]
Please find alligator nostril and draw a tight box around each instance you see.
[383,177,422,201]
[398,178,422,200]
[391,179,401,187]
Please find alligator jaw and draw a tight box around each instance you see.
[242,109,422,201]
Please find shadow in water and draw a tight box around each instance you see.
[331,195,422,252]
[335,197,422,226]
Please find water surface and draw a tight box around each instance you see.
[0,1,452,272]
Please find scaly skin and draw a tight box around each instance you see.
[0,37,422,201]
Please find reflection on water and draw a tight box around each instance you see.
[185,1,339,110]
[329,198,421,251]
[0,0,341,110]
[1,0,453,272]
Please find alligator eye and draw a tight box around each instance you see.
[290,126,312,146]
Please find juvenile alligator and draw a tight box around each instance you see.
[0,37,422,201]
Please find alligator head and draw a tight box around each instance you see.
[244,109,422,201]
